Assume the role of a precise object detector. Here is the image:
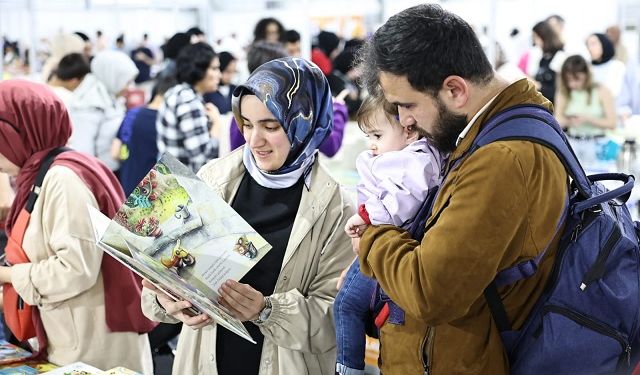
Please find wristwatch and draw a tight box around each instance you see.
[252,296,272,325]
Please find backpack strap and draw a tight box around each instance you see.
[466,105,576,332]
[469,104,592,200]
[24,147,71,214]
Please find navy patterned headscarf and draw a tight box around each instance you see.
[232,57,333,187]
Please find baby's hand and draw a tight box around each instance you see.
[344,214,368,238]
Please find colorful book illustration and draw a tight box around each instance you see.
[0,341,31,365]
[87,153,271,343]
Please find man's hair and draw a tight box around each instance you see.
[283,29,301,44]
[187,27,204,37]
[359,4,493,96]
[247,41,287,73]
[55,53,91,80]
[357,94,399,132]
[176,42,216,85]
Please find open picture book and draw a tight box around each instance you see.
[87,153,272,344]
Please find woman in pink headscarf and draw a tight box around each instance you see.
[0,80,155,373]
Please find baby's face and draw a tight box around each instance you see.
[365,110,414,156]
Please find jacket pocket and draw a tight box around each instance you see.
[40,305,78,351]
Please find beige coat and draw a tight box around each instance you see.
[141,149,354,375]
[10,166,153,373]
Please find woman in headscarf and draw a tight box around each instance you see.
[0,80,155,372]
[586,33,626,98]
[141,57,354,375]
[66,50,139,171]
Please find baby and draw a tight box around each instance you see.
[335,94,444,375]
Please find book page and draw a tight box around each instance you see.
[89,153,271,343]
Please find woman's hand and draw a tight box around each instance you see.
[218,280,265,322]
[142,279,213,329]
[205,103,221,139]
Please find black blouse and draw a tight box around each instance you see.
[216,172,304,375]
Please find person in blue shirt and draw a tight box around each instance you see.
[113,76,177,195]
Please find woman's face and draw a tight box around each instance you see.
[265,23,280,43]
[240,95,291,172]
[196,56,221,93]
[586,35,603,61]
[565,72,588,91]
[0,153,20,177]
[221,60,237,86]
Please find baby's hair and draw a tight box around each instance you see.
[356,94,399,133]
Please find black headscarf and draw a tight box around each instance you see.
[591,33,615,66]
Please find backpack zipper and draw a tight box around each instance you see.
[546,208,600,295]
[542,304,631,366]
[580,223,622,291]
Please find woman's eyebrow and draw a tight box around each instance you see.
[241,116,279,124]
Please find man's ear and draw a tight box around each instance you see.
[439,76,469,110]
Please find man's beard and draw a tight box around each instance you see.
[419,98,468,154]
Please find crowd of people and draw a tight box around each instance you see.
[0,6,640,375]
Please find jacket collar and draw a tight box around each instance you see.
[200,148,341,269]
[445,78,552,172]
[425,78,553,230]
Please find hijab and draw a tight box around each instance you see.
[91,50,139,96]
[591,33,615,66]
[232,57,333,189]
[0,80,155,333]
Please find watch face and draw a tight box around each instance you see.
[260,307,272,321]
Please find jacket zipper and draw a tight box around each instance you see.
[543,305,632,366]
[420,327,434,375]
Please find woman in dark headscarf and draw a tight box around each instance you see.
[0,80,155,372]
[141,57,354,375]
[586,32,626,97]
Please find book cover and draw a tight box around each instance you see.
[88,153,272,343]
